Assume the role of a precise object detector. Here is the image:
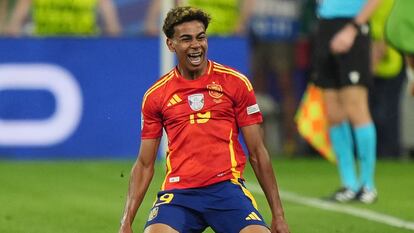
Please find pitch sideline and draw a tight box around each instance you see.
[248,183,414,231]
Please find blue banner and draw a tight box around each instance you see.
[0,37,248,159]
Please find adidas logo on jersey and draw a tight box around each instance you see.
[167,94,182,107]
[245,212,262,221]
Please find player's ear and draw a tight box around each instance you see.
[166,38,175,52]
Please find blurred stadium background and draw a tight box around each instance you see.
[1,0,414,232]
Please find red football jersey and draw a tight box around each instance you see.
[141,60,263,190]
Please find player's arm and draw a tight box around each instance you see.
[143,0,161,36]
[98,0,122,36]
[0,0,9,34]
[4,0,32,36]
[235,0,254,35]
[119,138,160,233]
[241,124,290,233]
[330,0,381,54]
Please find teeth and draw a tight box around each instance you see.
[191,57,201,63]
[187,51,202,65]
[189,52,201,57]
[188,54,202,65]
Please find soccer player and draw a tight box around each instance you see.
[313,0,380,203]
[119,6,290,233]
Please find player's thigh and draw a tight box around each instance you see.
[144,199,207,233]
[339,85,372,125]
[240,224,271,233]
[322,89,346,124]
[205,181,268,233]
[144,223,179,233]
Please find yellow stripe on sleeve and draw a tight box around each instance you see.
[142,72,175,109]
[213,62,253,91]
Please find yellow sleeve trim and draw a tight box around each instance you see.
[142,71,175,109]
[213,62,253,91]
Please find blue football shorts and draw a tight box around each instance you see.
[144,179,268,233]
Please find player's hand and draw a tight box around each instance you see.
[330,24,358,54]
[270,216,290,233]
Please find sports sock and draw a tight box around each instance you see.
[354,123,377,191]
[329,121,358,191]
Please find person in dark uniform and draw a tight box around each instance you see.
[313,0,381,204]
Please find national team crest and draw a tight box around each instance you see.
[207,83,223,98]
[188,94,204,111]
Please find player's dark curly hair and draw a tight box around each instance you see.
[162,6,211,39]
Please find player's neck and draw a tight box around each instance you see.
[178,63,208,80]
[179,69,206,80]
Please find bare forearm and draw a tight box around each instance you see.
[143,0,161,35]
[330,0,380,54]
[235,0,254,34]
[0,1,7,28]
[249,148,285,218]
[99,0,121,36]
[354,0,381,25]
[145,0,161,26]
[6,0,31,34]
[120,160,154,226]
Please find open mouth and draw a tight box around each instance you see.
[187,52,203,66]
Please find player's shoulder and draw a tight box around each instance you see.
[143,69,176,99]
[211,61,253,91]
[142,69,176,108]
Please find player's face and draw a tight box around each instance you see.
[167,20,208,77]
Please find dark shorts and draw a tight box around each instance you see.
[313,19,372,89]
[144,179,267,233]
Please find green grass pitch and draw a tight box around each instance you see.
[0,158,413,233]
